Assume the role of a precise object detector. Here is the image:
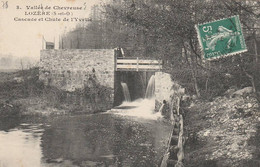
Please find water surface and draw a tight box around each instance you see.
[0,113,172,167]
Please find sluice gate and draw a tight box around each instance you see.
[115,57,163,72]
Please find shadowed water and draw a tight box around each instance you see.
[0,113,172,167]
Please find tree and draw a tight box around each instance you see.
[63,0,260,99]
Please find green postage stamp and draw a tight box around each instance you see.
[195,15,247,60]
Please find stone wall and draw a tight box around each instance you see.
[39,51,184,112]
[155,72,185,111]
[155,72,174,103]
[39,49,115,111]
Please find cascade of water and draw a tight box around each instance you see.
[111,75,161,120]
[121,82,131,102]
[145,75,155,99]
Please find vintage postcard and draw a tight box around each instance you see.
[0,1,259,167]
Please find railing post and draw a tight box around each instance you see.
[137,57,139,71]
[160,60,163,71]
[114,49,117,71]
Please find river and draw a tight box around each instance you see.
[0,112,172,167]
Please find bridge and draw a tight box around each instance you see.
[115,57,163,71]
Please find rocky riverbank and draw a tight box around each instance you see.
[184,88,260,167]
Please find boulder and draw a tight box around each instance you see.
[13,77,24,83]
[232,87,253,97]
[224,87,237,97]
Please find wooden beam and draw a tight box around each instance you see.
[116,64,162,70]
[117,59,162,64]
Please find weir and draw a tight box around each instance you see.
[114,71,154,106]
[145,75,155,99]
[121,75,155,102]
[39,49,166,111]
[111,75,160,120]
[38,46,184,166]
[113,72,185,166]
[120,82,131,102]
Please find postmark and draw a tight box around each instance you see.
[195,15,247,60]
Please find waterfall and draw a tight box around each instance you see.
[111,75,161,120]
[121,82,131,102]
[145,75,155,99]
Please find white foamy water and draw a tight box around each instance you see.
[110,98,162,120]
[121,82,131,102]
[145,75,155,99]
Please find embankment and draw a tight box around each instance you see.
[0,68,110,117]
[161,114,185,167]
[184,88,260,167]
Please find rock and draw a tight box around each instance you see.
[214,96,223,102]
[192,95,197,100]
[13,77,24,83]
[230,143,239,151]
[203,130,210,137]
[189,102,195,108]
[232,87,253,97]
[247,103,253,108]
[237,120,244,126]
[182,94,191,101]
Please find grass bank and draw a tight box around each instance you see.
[0,68,103,117]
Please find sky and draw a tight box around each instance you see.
[0,0,101,65]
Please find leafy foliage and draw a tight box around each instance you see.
[62,0,260,100]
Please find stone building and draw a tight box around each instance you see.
[39,49,179,112]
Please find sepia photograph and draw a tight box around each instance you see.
[0,0,259,166]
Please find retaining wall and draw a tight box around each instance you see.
[39,49,115,111]
[155,72,175,103]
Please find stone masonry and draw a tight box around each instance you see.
[39,49,115,110]
[155,72,185,111]
[39,50,180,112]
[39,49,115,91]
[155,72,175,103]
